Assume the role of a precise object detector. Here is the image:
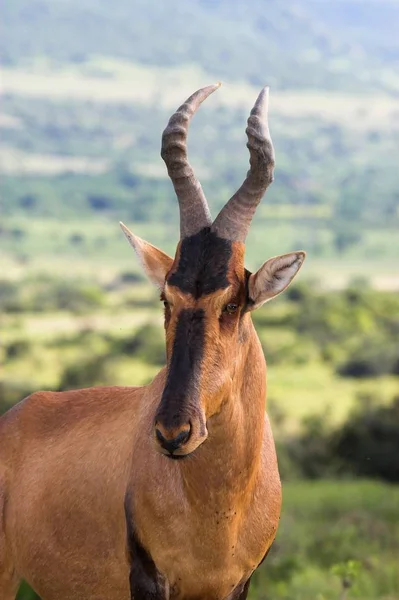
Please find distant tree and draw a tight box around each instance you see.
[333,396,399,482]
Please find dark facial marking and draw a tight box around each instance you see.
[156,309,205,431]
[168,227,232,298]
[124,491,166,600]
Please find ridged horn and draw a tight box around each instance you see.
[161,83,221,238]
[212,87,275,242]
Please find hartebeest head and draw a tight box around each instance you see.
[121,84,305,458]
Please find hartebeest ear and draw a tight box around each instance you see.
[120,222,173,289]
[247,251,306,310]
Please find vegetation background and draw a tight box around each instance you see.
[1,0,398,598]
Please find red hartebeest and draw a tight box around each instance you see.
[0,84,305,600]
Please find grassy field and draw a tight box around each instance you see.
[267,363,398,432]
[250,480,399,599]
[2,60,399,127]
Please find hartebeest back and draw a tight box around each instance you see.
[0,84,305,600]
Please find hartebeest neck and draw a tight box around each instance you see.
[179,320,266,505]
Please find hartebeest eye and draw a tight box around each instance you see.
[160,294,172,309]
[223,303,238,315]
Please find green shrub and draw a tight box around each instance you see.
[113,323,165,366]
[281,395,399,483]
[58,355,113,390]
[282,411,339,480]
[337,339,399,378]
[5,339,31,360]
[0,279,24,312]
[33,281,106,313]
[333,396,399,482]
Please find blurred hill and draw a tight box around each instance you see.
[1,0,399,276]
[3,0,399,92]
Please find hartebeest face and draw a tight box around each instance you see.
[121,83,305,458]
[158,230,247,457]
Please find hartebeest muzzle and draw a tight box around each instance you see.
[154,308,208,457]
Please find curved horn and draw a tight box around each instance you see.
[212,87,275,242]
[161,83,221,238]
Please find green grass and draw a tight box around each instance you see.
[267,362,398,432]
[250,480,399,599]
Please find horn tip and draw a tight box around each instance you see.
[207,81,222,95]
[251,86,270,116]
[260,86,270,98]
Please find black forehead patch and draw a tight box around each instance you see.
[167,227,232,298]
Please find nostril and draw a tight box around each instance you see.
[155,427,167,446]
[155,423,191,454]
[176,426,191,446]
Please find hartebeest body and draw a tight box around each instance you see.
[0,84,305,599]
